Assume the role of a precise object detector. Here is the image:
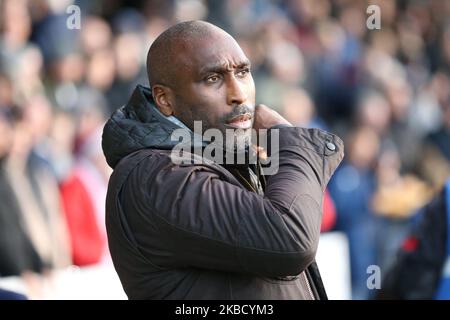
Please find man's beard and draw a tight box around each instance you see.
[218,104,255,153]
[180,103,255,154]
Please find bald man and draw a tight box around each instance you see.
[102,20,343,300]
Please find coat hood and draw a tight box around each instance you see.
[102,85,184,169]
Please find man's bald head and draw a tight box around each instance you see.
[147,20,230,89]
[146,20,255,142]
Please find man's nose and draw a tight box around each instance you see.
[226,77,248,106]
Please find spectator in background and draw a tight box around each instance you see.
[280,87,316,128]
[355,87,432,274]
[0,0,33,77]
[106,21,148,110]
[4,97,71,272]
[61,88,112,266]
[418,72,450,190]
[377,178,450,300]
[328,126,380,299]
[0,107,47,299]
[0,108,43,277]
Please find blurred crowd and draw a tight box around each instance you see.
[0,0,449,299]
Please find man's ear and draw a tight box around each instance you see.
[152,85,174,116]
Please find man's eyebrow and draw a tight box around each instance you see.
[199,60,251,75]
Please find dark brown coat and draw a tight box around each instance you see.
[102,85,344,299]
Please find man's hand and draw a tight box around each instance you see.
[252,104,292,131]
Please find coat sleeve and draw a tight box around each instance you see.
[126,127,344,277]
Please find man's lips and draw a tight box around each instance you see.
[225,113,252,129]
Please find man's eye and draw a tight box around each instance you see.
[206,75,220,83]
[236,68,250,78]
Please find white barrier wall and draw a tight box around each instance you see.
[316,231,352,300]
[0,264,127,300]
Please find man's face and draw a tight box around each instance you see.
[169,32,256,147]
